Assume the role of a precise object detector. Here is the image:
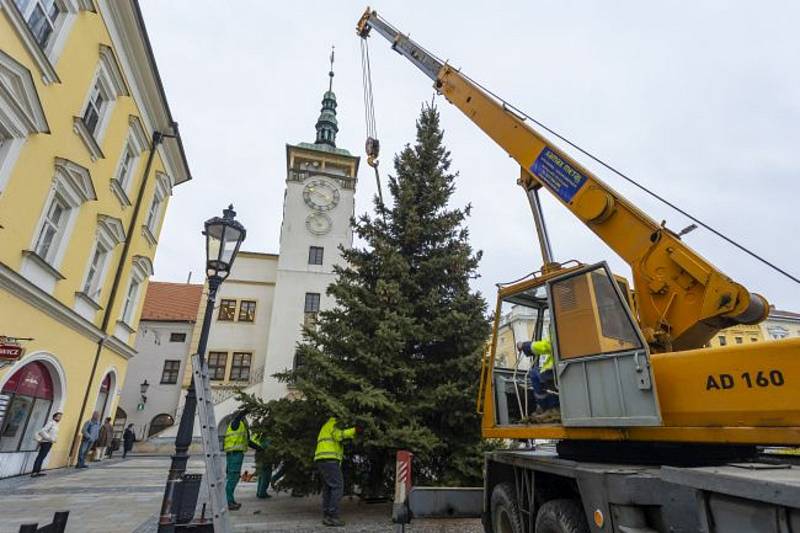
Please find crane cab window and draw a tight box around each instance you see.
[549,266,642,360]
[491,285,552,425]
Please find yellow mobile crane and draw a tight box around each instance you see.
[358,8,800,533]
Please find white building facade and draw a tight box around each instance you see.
[117,282,202,440]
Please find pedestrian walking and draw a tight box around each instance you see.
[314,416,361,527]
[31,412,62,477]
[254,432,272,499]
[223,409,260,510]
[76,411,100,468]
[95,417,113,461]
[122,424,136,458]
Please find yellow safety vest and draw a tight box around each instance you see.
[223,421,248,453]
[532,338,554,372]
[314,417,356,462]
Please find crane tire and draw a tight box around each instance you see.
[534,499,590,533]
[489,483,523,533]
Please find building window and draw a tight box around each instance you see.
[308,246,324,265]
[0,51,49,192]
[116,144,135,190]
[230,352,251,381]
[208,352,227,381]
[26,159,96,286]
[735,337,743,344]
[160,360,181,385]
[145,194,162,232]
[238,301,256,322]
[74,46,128,157]
[169,332,186,343]
[304,292,321,314]
[82,81,107,136]
[82,245,108,300]
[718,336,727,346]
[33,194,68,261]
[121,279,140,324]
[148,413,174,438]
[750,337,758,343]
[218,299,237,321]
[14,0,65,50]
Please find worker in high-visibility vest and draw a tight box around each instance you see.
[518,336,559,422]
[253,431,272,499]
[223,410,261,510]
[313,416,362,527]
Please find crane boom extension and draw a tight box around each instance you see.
[357,8,768,351]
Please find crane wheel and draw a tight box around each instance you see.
[490,483,523,533]
[535,499,590,533]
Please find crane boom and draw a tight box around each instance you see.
[357,8,768,351]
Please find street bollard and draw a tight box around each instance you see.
[392,449,414,531]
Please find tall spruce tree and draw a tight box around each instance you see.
[241,105,490,496]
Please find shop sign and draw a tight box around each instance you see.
[0,340,24,362]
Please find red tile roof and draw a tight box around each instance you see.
[141,282,204,322]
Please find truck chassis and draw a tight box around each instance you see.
[483,448,800,533]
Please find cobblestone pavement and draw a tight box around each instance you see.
[0,455,483,533]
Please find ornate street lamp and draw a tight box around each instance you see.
[140,379,150,404]
[158,205,246,532]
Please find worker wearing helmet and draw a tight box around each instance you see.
[314,416,362,527]
[517,337,560,422]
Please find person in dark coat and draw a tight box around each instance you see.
[122,424,136,459]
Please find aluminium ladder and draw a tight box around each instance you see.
[192,353,231,532]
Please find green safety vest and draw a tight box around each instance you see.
[313,417,355,462]
[223,421,248,453]
[532,338,554,372]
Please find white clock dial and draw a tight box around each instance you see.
[303,179,340,211]
[305,212,332,235]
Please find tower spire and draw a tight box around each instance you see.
[328,45,335,92]
[315,46,339,147]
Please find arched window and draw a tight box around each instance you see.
[94,373,113,419]
[148,413,174,438]
[0,361,54,452]
[113,407,127,439]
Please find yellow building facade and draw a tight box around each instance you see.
[0,0,189,477]
[708,324,765,348]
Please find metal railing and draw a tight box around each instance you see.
[209,364,265,405]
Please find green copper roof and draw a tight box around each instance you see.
[296,141,352,156]
[314,48,339,148]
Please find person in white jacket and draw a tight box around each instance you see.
[31,412,62,477]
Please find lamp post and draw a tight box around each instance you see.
[158,205,246,532]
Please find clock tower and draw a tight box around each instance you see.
[261,51,360,400]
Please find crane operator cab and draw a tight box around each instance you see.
[487,261,662,429]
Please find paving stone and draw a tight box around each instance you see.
[0,455,482,533]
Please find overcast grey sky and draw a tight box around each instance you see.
[140,0,800,311]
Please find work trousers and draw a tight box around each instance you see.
[225,451,244,504]
[76,438,94,467]
[529,368,558,410]
[256,462,272,498]
[32,442,53,474]
[316,460,343,518]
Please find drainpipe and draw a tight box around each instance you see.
[68,127,175,462]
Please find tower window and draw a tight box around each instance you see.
[304,292,321,313]
[308,246,324,265]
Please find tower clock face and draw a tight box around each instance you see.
[303,179,339,211]
[305,212,332,235]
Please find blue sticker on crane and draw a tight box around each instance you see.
[529,148,588,203]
